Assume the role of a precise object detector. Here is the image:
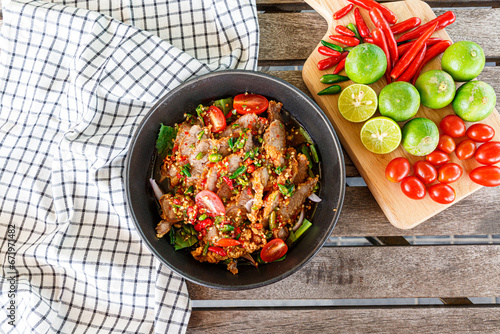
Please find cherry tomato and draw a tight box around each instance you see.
[413,161,437,184]
[440,115,466,138]
[455,139,476,160]
[195,190,226,216]
[437,163,463,184]
[428,183,456,204]
[425,151,450,167]
[233,93,269,114]
[437,135,456,154]
[401,176,426,200]
[469,166,500,187]
[205,106,226,133]
[385,157,410,183]
[260,238,288,262]
[466,123,495,143]
[475,141,500,165]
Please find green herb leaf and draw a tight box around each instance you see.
[212,97,233,116]
[156,124,177,159]
[172,227,198,250]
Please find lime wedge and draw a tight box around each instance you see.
[360,116,402,154]
[338,84,378,123]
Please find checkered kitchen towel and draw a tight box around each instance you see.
[0,0,258,332]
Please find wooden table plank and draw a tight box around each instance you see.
[189,305,500,333]
[257,0,500,12]
[258,8,500,65]
[188,245,500,300]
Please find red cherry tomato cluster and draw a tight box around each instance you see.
[386,117,500,204]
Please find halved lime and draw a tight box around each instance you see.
[338,84,378,123]
[360,116,402,154]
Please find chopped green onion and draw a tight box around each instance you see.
[295,218,312,239]
[229,165,247,179]
[181,164,191,177]
[221,225,234,233]
[209,153,222,163]
[198,213,208,221]
[278,183,295,197]
[202,243,210,256]
[197,129,205,140]
[300,127,313,145]
[309,144,319,163]
[301,145,313,169]
[228,137,235,150]
[196,104,205,126]
[196,152,205,160]
[275,165,285,175]
[308,169,315,178]
[184,185,194,195]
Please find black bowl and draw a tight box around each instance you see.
[126,70,345,290]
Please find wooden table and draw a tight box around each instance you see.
[188,1,500,332]
[2,0,500,332]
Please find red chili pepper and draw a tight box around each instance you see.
[412,40,452,85]
[397,38,443,56]
[390,17,421,35]
[222,176,234,190]
[363,36,375,44]
[328,35,360,47]
[333,4,354,20]
[348,0,398,24]
[354,8,370,38]
[254,223,263,229]
[208,246,227,257]
[215,238,241,247]
[317,52,346,70]
[397,45,426,82]
[397,11,456,42]
[371,27,392,84]
[318,46,341,57]
[332,58,346,75]
[391,21,438,80]
[247,164,255,174]
[194,218,213,232]
[335,25,355,37]
[369,8,398,66]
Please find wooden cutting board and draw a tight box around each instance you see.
[302,0,500,229]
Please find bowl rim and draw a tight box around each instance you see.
[125,69,346,290]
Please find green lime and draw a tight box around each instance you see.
[402,118,439,156]
[379,82,420,122]
[360,116,401,154]
[414,70,456,109]
[345,44,387,84]
[452,81,496,122]
[338,84,378,122]
[441,41,485,82]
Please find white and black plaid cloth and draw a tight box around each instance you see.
[0,0,258,332]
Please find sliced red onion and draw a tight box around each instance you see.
[242,253,257,267]
[149,178,164,201]
[293,208,305,232]
[244,199,254,212]
[308,193,322,202]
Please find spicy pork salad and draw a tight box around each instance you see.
[150,93,321,274]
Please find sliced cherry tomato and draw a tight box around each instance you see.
[233,93,269,114]
[437,163,463,184]
[455,139,476,160]
[206,106,226,133]
[401,176,426,200]
[260,238,288,263]
[469,166,500,187]
[214,238,241,247]
[385,157,410,183]
[413,161,437,184]
[475,141,500,165]
[428,183,456,204]
[437,135,456,154]
[425,150,450,167]
[195,190,226,216]
[466,123,495,143]
[440,115,466,138]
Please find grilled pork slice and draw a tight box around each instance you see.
[267,101,283,123]
[260,190,282,227]
[159,194,193,223]
[264,120,286,167]
[291,153,309,185]
[221,113,263,138]
[278,177,318,223]
[179,125,207,156]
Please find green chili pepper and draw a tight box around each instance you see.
[278,184,295,197]
[184,185,194,195]
[209,153,222,163]
[221,225,235,233]
[347,23,363,43]
[274,165,285,175]
[228,137,235,150]
[317,85,341,96]
[196,152,205,160]
[321,40,343,52]
[197,129,205,140]
[269,211,277,230]
[319,74,349,84]
[202,243,210,256]
[229,165,247,179]
[198,213,208,221]
[181,164,191,177]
